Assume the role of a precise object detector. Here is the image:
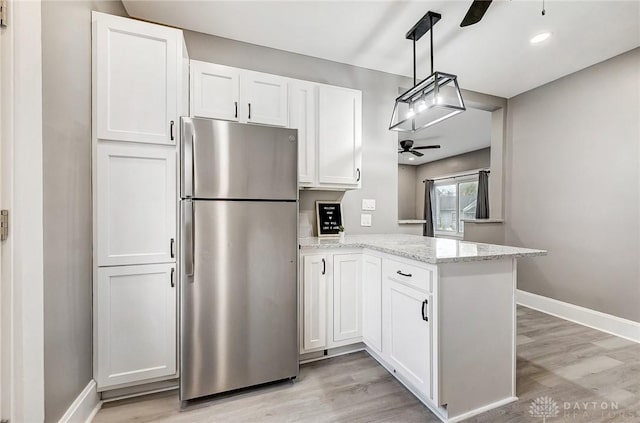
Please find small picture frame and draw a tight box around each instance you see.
[316,201,343,238]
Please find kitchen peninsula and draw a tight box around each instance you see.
[299,234,546,423]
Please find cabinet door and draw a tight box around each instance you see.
[383,278,431,398]
[303,255,328,351]
[289,81,317,185]
[317,85,362,186]
[332,254,362,343]
[96,264,177,389]
[243,71,288,127]
[362,255,382,352]
[97,142,176,266]
[93,12,180,144]
[190,60,240,121]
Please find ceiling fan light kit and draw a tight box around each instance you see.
[389,11,466,133]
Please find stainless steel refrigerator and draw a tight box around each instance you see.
[179,117,299,402]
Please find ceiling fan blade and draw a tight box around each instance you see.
[411,150,424,157]
[460,0,492,27]
[413,145,441,150]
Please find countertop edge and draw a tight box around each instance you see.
[298,240,547,265]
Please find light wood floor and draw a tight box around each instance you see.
[95,307,640,422]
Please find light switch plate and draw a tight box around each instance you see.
[361,214,372,227]
[361,199,376,211]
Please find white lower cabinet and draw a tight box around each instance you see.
[362,254,382,352]
[382,276,432,399]
[96,263,177,390]
[302,254,329,351]
[332,254,362,343]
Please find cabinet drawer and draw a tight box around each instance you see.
[382,258,433,293]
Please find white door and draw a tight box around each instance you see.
[362,254,382,352]
[190,60,240,121]
[332,254,362,342]
[96,142,176,266]
[317,85,362,186]
[383,279,431,398]
[242,71,288,127]
[289,81,317,185]
[93,12,180,145]
[303,255,328,351]
[96,264,177,389]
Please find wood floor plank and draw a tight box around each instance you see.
[94,307,640,422]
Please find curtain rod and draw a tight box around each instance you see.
[422,169,490,183]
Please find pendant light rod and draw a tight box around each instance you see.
[405,11,441,77]
[430,13,434,74]
[413,35,417,86]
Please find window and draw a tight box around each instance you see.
[434,176,478,236]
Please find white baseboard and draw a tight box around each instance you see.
[517,290,640,343]
[58,380,102,423]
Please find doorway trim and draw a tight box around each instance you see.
[1,0,45,422]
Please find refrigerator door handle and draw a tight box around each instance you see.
[184,199,195,277]
[181,117,194,198]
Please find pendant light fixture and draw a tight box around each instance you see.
[389,11,466,133]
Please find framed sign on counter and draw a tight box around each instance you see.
[316,201,343,238]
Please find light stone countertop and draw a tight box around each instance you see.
[299,234,546,265]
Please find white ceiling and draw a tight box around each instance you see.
[397,107,491,165]
[123,0,640,98]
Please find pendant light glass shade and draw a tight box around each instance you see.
[389,71,466,132]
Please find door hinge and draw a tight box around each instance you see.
[0,0,7,28]
[1,210,8,241]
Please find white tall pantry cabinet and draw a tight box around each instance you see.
[92,12,188,391]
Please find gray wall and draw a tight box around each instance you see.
[41,1,128,421]
[414,148,491,218]
[183,31,420,236]
[397,165,417,220]
[505,48,640,322]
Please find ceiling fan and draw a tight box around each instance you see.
[398,139,441,157]
[460,0,493,27]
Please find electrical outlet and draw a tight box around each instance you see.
[361,214,372,227]
[361,199,376,211]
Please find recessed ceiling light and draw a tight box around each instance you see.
[530,32,551,44]
[408,157,415,161]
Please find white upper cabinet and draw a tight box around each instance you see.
[96,263,177,389]
[190,61,240,122]
[93,12,181,145]
[190,62,288,127]
[332,254,362,343]
[362,255,382,352]
[243,71,289,127]
[302,255,328,351]
[189,60,363,189]
[317,85,362,187]
[289,81,317,185]
[96,142,176,266]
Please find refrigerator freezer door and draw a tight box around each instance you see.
[182,117,298,200]
[180,200,298,401]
